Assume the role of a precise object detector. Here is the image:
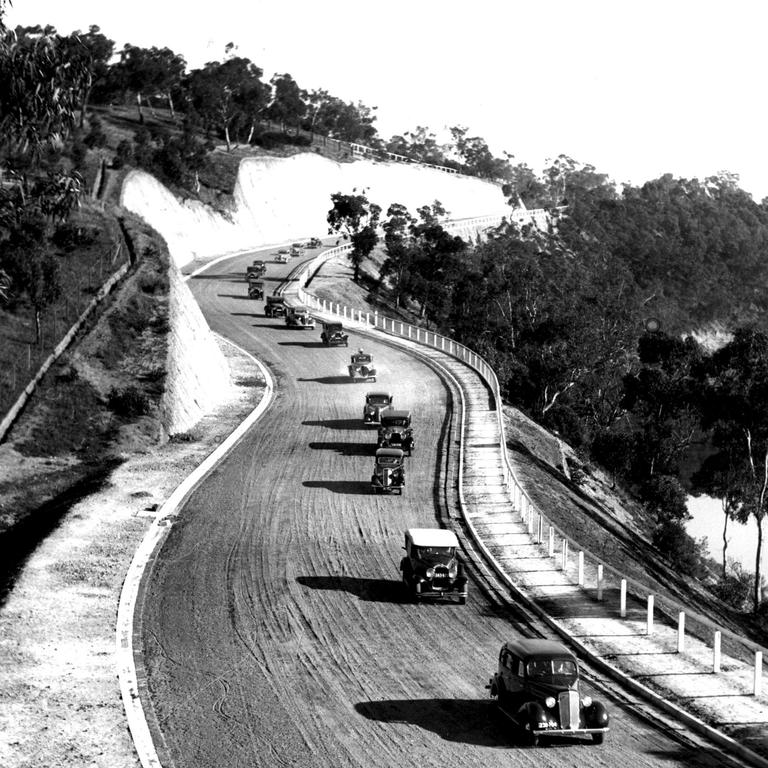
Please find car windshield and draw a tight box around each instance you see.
[413,546,454,560]
[377,456,401,467]
[368,395,390,405]
[526,659,577,684]
[383,419,407,428]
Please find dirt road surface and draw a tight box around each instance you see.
[139,252,734,767]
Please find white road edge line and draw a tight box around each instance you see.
[115,334,274,768]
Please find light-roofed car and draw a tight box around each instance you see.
[348,349,377,382]
[400,528,467,603]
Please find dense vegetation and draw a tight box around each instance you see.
[2,12,768,623]
[330,174,768,618]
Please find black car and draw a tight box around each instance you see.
[488,639,609,746]
[377,409,414,455]
[321,321,349,346]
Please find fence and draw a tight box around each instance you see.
[284,227,768,697]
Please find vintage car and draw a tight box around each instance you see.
[264,295,287,318]
[305,237,323,248]
[487,639,609,746]
[320,321,349,346]
[246,259,266,279]
[285,306,316,329]
[377,409,414,455]
[371,447,405,494]
[274,252,289,263]
[363,392,393,425]
[400,528,467,604]
[247,279,265,300]
[348,349,377,382]
[290,245,303,257]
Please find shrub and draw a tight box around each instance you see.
[107,385,150,417]
[53,222,99,251]
[113,139,134,169]
[652,519,707,578]
[711,563,753,611]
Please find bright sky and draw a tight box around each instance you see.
[7,0,768,200]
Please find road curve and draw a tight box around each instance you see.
[139,249,733,767]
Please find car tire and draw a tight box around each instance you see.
[525,729,539,747]
[458,595,466,605]
[592,733,604,745]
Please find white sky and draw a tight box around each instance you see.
[6,0,768,200]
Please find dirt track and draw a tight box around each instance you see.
[139,252,732,767]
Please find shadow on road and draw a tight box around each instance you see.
[303,418,370,431]
[217,293,252,300]
[354,699,515,748]
[303,480,372,494]
[298,376,357,385]
[308,441,374,456]
[190,272,243,280]
[296,576,409,604]
[278,341,326,348]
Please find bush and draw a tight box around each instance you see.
[255,130,312,150]
[84,117,107,149]
[711,563,753,611]
[113,139,134,169]
[653,519,707,578]
[107,385,150,417]
[53,222,99,251]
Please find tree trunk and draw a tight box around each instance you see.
[34,307,42,346]
[79,84,93,128]
[136,93,144,124]
[721,499,729,580]
[167,91,175,120]
[224,124,232,152]
[755,514,764,613]
[246,123,255,144]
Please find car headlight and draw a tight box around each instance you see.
[545,696,556,709]
[448,563,457,578]
[426,567,435,579]
[581,696,592,708]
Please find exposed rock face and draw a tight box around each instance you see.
[121,153,509,267]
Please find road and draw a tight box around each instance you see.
[139,248,734,767]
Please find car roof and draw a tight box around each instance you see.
[376,447,404,458]
[324,321,343,327]
[382,409,410,419]
[406,528,459,548]
[502,638,576,661]
[366,391,392,399]
[290,305,309,311]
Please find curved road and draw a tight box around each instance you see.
[139,249,733,767]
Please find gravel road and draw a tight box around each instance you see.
[139,252,734,768]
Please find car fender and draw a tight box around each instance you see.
[519,700,547,726]
[584,700,609,729]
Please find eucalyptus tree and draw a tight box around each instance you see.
[327,192,381,281]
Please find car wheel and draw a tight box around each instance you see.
[525,729,539,747]
[592,733,604,745]
[458,595,466,605]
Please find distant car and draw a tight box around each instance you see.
[264,295,287,318]
[246,260,266,279]
[274,252,289,263]
[285,306,315,329]
[363,392,393,425]
[320,321,349,346]
[400,528,467,603]
[371,447,405,494]
[488,639,609,746]
[290,245,303,257]
[348,349,377,382]
[377,409,414,455]
[306,237,323,248]
[247,279,265,300]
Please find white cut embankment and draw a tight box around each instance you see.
[121,153,509,267]
[159,261,230,435]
